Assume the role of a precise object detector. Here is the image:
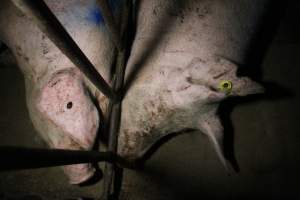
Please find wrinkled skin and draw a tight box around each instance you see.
[0,0,267,185]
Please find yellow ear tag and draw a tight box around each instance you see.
[219,80,232,94]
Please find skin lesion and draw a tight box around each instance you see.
[36,68,100,149]
[32,68,101,183]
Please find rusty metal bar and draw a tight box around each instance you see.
[96,0,123,51]
[10,0,117,101]
[0,146,135,171]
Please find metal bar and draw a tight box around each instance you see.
[103,51,126,198]
[0,146,135,171]
[10,0,117,101]
[96,0,123,51]
[102,1,131,198]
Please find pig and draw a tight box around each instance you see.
[0,0,267,187]
[0,0,123,184]
[118,0,267,169]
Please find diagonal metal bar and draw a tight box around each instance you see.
[0,146,136,171]
[10,0,117,101]
[96,0,123,51]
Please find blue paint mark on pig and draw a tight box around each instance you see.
[88,0,122,25]
[90,7,104,25]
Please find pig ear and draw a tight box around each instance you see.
[230,77,264,96]
[213,57,264,96]
[198,116,232,173]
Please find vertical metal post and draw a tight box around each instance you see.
[102,50,126,199]
[98,0,131,199]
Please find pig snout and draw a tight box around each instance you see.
[35,68,99,184]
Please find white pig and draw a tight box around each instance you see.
[118,0,267,168]
[0,0,123,184]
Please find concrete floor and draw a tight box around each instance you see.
[0,1,300,200]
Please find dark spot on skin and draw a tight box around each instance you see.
[180,14,184,23]
[153,8,157,15]
[150,101,155,107]
[209,86,218,92]
[15,45,30,62]
[177,85,191,92]
[43,47,49,55]
[50,78,61,87]
[213,71,228,79]
[186,77,193,84]
[67,102,73,109]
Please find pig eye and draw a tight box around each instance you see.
[66,102,73,109]
[218,80,232,94]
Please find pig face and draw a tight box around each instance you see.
[37,69,99,150]
[36,68,99,184]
